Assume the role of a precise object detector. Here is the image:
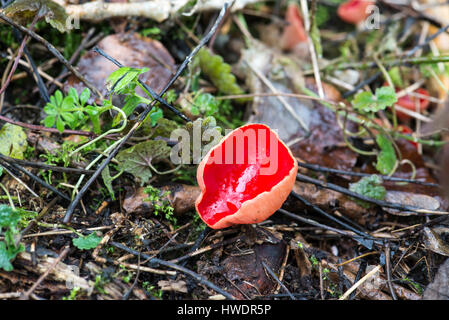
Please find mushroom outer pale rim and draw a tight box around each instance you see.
[195,123,298,229]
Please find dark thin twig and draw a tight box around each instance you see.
[261,259,296,300]
[278,208,374,250]
[63,1,235,223]
[297,161,440,188]
[110,241,235,299]
[384,241,397,300]
[406,23,449,57]
[0,154,94,175]
[0,12,102,98]
[171,234,242,265]
[0,114,119,139]
[290,191,375,240]
[349,259,366,300]
[93,47,191,123]
[342,72,382,98]
[0,13,39,96]
[0,157,71,202]
[11,28,50,102]
[296,173,447,215]
[179,226,212,267]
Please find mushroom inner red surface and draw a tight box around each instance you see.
[197,124,294,226]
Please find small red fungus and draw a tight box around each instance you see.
[281,3,308,50]
[395,88,430,121]
[195,124,298,229]
[337,0,375,25]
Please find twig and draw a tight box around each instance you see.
[0,154,94,175]
[297,161,441,188]
[384,241,397,300]
[261,260,296,300]
[0,157,71,202]
[245,60,310,133]
[63,1,235,223]
[20,245,71,300]
[339,265,382,300]
[110,241,235,299]
[0,12,102,98]
[93,46,191,122]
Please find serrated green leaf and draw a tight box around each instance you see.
[375,134,397,175]
[375,86,397,109]
[72,232,102,250]
[353,86,397,113]
[0,205,21,229]
[349,175,386,208]
[0,123,28,159]
[116,140,171,185]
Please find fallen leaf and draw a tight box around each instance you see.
[116,140,171,185]
[0,123,28,159]
[64,32,175,103]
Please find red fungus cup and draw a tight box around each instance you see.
[195,124,298,229]
[395,88,430,121]
[337,0,375,25]
[281,3,308,50]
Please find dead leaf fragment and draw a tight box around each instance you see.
[423,258,449,300]
[64,32,175,103]
[158,280,188,293]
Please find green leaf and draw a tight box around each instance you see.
[44,114,56,128]
[72,232,102,250]
[116,140,171,185]
[79,88,91,107]
[388,67,403,87]
[4,0,69,33]
[376,86,398,108]
[349,175,386,208]
[149,108,163,126]
[196,48,245,102]
[56,116,65,133]
[0,205,25,271]
[0,205,21,229]
[0,242,14,272]
[101,165,116,200]
[0,123,28,159]
[353,86,397,113]
[106,67,149,95]
[375,134,397,175]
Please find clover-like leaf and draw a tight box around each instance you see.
[116,140,171,185]
[0,123,28,159]
[72,232,102,250]
[3,0,69,33]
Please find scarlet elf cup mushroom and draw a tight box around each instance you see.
[195,124,298,229]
